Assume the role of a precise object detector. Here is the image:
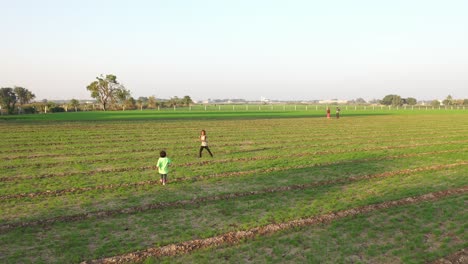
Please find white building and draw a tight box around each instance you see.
[319,99,348,104]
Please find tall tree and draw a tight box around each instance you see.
[355,98,366,104]
[168,96,180,107]
[136,98,144,111]
[431,100,441,107]
[86,74,125,111]
[182,95,193,106]
[380,95,395,105]
[148,96,157,109]
[0,88,17,114]
[70,99,80,112]
[137,97,149,103]
[442,95,453,106]
[406,97,417,105]
[40,99,50,113]
[116,88,131,111]
[126,97,136,110]
[380,94,403,106]
[13,87,35,105]
[392,95,403,106]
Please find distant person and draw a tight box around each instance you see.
[336,107,341,119]
[326,107,331,119]
[199,130,214,158]
[157,150,171,185]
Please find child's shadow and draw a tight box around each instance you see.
[230,147,272,154]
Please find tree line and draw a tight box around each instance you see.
[378,94,468,107]
[86,74,194,111]
[1,74,467,115]
[0,87,82,114]
[0,74,195,114]
[0,87,36,114]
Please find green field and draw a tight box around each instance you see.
[0,109,467,263]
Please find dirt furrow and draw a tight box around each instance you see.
[0,162,466,232]
[430,248,467,264]
[80,187,468,264]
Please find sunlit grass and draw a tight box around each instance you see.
[0,111,467,263]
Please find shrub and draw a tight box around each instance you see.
[22,106,37,114]
[49,106,66,113]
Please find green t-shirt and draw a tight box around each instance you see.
[157,157,171,174]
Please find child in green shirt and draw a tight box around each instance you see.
[157,150,171,185]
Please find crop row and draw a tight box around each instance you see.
[2,139,465,182]
[1,132,462,169]
[1,157,465,202]
[81,187,468,264]
[1,131,463,168]
[1,115,465,147]
[0,120,466,153]
[0,161,465,233]
[3,117,462,140]
[2,122,465,149]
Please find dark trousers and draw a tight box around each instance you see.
[160,174,167,181]
[199,146,213,157]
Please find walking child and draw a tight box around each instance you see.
[326,107,331,119]
[199,130,213,158]
[157,150,171,185]
[336,107,341,119]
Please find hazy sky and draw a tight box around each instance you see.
[1,0,467,101]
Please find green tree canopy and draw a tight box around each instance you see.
[136,98,145,110]
[116,88,131,110]
[13,87,35,105]
[70,99,80,112]
[431,100,441,107]
[355,98,367,104]
[406,97,417,105]
[442,95,453,106]
[86,74,126,111]
[126,97,136,110]
[147,96,157,109]
[381,94,403,106]
[137,97,148,103]
[182,95,194,106]
[168,96,179,107]
[380,95,394,105]
[0,88,17,114]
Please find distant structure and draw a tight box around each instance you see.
[319,99,348,104]
[260,96,270,103]
[420,100,442,106]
